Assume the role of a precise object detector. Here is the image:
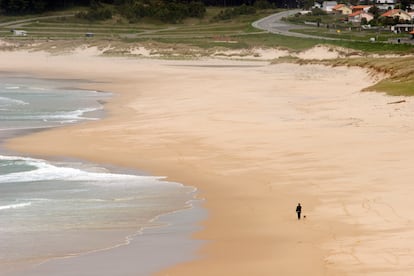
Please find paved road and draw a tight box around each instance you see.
[252,10,339,40]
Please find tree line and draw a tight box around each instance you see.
[0,0,90,14]
[0,0,287,16]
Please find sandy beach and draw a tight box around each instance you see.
[2,48,414,275]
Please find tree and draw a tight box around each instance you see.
[400,0,411,10]
[360,17,367,25]
[379,15,395,26]
[0,0,300,16]
[188,1,206,17]
[0,0,91,14]
[368,5,380,19]
[254,0,274,9]
[302,0,314,10]
[0,0,34,14]
[311,7,327,16]
[349,0,358,6]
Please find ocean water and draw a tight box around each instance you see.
[0,77,107,133]
[0,76,197,273]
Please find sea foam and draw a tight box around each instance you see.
[0,202,31,211]
[0,155,165,185]
[29,107,102,122]
[0,96,29,106]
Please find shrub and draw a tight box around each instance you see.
[254,0,275,9]
[118,1,206,23]
[188,1,206,18]
[213,4,256,21]
[76,7,113,21]
[311,7,327,16]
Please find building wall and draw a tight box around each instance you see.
[376,0,395,4]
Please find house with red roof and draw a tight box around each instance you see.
[380,9,412,21]
[348,10,374,23]
[351,5,372,13]
[332,4,352,15]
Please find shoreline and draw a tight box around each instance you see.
[3,49,414,275]
[0,151,205,276]
[0,75,205,275]
[8,198,206,276]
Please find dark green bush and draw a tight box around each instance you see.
[76,7,113,21]
[213,4,256,21]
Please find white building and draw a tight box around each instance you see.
[375,0,396,10]
[322,1,338,12]
[313,2,322,9]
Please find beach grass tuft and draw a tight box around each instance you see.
[298,56,414,96]
[365,79,414,96]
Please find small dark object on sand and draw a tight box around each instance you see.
[387,100,406,105]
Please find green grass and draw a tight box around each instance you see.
[290,28,403,42]
[0,7,281,41]
[122,32,322,50]
[302,57,414,96]
[233,33,323,50]
[286,13,346,25]
[370,79,414,96]
[329,40,414,54]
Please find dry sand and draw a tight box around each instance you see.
[2,48,414,275]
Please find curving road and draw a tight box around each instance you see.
[252,10,339,40]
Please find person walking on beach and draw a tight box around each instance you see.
[296,203,302,220]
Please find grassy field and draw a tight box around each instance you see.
[290,27,403,42]
[2,7,412,53]
[300,57,414,96]
[0,7,413,95]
